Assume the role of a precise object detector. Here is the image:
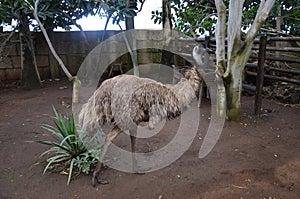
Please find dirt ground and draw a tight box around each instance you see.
[0,79,299,199]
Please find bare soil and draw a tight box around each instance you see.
[0,79,299,199]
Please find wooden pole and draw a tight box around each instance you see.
[204,36,211,48]
[254,35,267,115]
[246,71,300,85]
[245,64,300,75]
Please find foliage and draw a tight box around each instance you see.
[101,0,139,25]
[35,107,102,185]
[243,0,300,35]
[1,0,144,87]
[0,0,97,31]
[151,0,217,36]
[151,0,300,36]
[173,0,217,36]
[0,0,144,31]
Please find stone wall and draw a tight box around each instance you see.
[0,31,120,81]
[0,30,190,82]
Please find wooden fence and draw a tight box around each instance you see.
[175,35,300,114]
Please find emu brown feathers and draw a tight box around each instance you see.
[79,46,206,186]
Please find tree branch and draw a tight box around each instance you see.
[137,0,146,13]
[98,12,113,45]
[245,0,275,42]
[227,0,245,60]
[32,0,72,79]
[260,27,290,36]
[29,0,81,104]
[215,0,226,75]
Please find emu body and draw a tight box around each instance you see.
[79,45,207,186]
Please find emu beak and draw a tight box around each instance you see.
[192,45,206,75]
[192,45,204,68]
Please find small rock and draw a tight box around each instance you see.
[59,86,68,90]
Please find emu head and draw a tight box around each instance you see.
[192,45,212,71]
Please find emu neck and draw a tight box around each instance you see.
[168,67,201,109]
[168,79,198,110]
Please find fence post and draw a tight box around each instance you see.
[254,35,267,115]
[204,36,210,48]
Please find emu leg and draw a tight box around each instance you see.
[198,81,204,108]
[129,129,145,174]
[129,130,137,173]
[92,127,122,186]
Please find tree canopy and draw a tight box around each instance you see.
[0,0,143,31]
[152,0,300,36]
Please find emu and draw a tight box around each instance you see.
[79,45,207,186]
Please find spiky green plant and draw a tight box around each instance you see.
[36,107,101,184]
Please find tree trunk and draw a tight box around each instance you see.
[225,42,253,120]
[125,16,139,76]
[224,63,243,120]
[215,0,275,120]
[160,0,173,83]
[19,13,41,88]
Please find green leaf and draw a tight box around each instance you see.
[67,158,75,185]
[41,125,64,140]
[39,147,62,158]
[59,134,76,147]
[43,154,70,174]
[34,106,101,184]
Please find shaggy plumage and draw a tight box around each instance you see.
[79,67,201,131]
[79,45,207,186]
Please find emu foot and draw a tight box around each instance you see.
[92,171,109,187]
